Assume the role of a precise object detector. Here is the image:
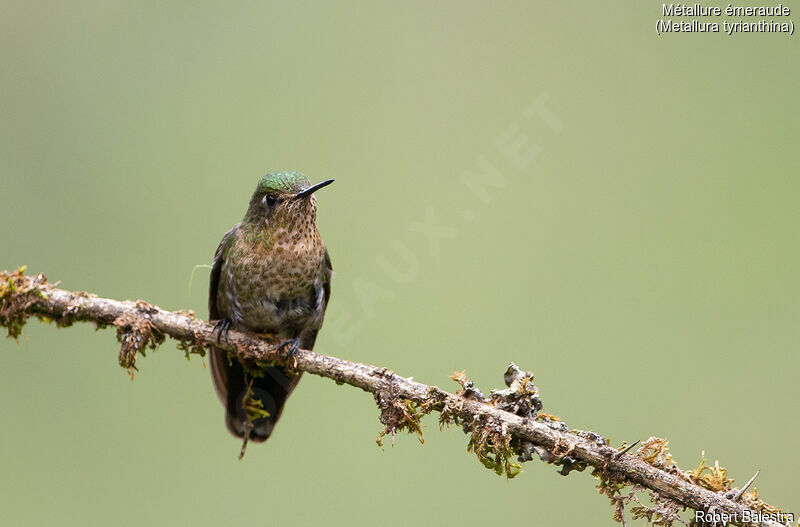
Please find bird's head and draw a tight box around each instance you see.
[244,171,334,228]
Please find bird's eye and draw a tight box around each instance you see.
[265,194,278,207]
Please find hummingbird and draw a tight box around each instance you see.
[208,172,333,450]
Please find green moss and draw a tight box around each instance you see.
[466,419,522,479]
[114,312,165,378]
[637,437,676,469]
[687,451,733,492]
[376,399,426,449]
[242,384,271,421]
[176,337,206,361]
[0,266,38,340]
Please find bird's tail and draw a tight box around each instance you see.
[209,348,301,443]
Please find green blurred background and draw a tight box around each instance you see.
[2,2,798,525]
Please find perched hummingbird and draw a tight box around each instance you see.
[208,172,333,446]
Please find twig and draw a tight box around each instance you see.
[0,268,792,527]
[615,439,641,459]
[735,470,761,501]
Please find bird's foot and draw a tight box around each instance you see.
[276,338,301,367]
[213,318,232,343]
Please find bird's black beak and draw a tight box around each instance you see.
[294,179,334,199]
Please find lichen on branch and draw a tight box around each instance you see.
[0,267,793,527]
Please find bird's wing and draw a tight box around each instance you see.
[208,225,238,321]
[322,247,332,309]
[208,225,238,407]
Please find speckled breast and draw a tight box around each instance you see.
[217,228,328,335]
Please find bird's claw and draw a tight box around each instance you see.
[276,338,300,359]
[213,319,232,343]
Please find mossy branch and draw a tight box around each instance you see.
[0,267,793,527]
